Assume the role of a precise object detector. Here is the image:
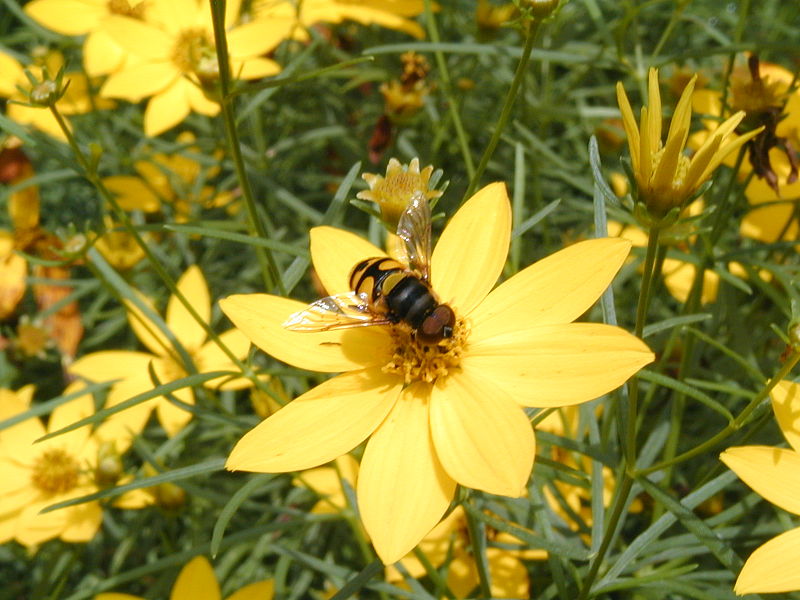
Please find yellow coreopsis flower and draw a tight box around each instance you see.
[98,0,291,136]
[102,133,233,219]
[616,67,761,218]
[220,182,654,564]
[95,555,274,600]
[721,380,800,595]
[386,505,545,598]
[0,384,106,547]
[24,0,147,77]
[69,265,252,442]
[252,0,426,40]
[357,157,442,228]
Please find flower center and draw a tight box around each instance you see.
[650,148,691,189]
[107,0,146,18]
[31,447,80,495]
[171,28,217,77]
[383,317,468,384]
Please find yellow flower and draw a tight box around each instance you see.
[69,265,253,442]
[607,216,720,305]
[95,555,274,600]
[220,182,654,563]
[720,380,800,595]
[295,454,360,515]
[357,157,442,228]
[616,67,760,218]
[251,0,427,40]
[386,506,545,598]
[102,134,233,219]
[24,0,147,76]
[99,0,290,136]
[94,219,146,271]
[0,384,105,547]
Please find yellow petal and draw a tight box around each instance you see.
[70,349,154,383]
[24,0,106,35]
[646,68,662,155]
[95,594,143,600]
[155,389,194,437]
[103,175,162,212]
[227,19,294,58]
[226,368,400,473]
[740,202,798,243]
[470,238,632,338]
[185,81,220,116]
[101,61,176,102]
[772,380,800,453]
[662,259,719,305]
[465,322,653,407]
[84,30,126,77]
[167,265,210,352]
[430,370,534,497]
[735,526,800,595]
[721,446,800,515]
[15,497,69,547]
[94,376,158,451]
[310,226,385,295]
[226,581,275,600]
[101,15,172,60]
[59,499,103,543]
[358,382,456,564]
[171,556,221,600]
[219,294,393,372]
[144,83,191,137]
[431,182,511,316]
[195,329,253,390]
[125,292,173,357]
[616,81,640,173]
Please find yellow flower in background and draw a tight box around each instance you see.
[0,384,105,547]
[221,182,653,563]
[69,265,252,443]
[94,219,147,271]
[386,506,545,598]
[617,67,760,218]
[295,454,360,515]
[607,216,720,305]
[95,555,274,600]
[0,50,112,140]
[101,134,233,219]
[99,0,290,136]
[721,380,800,595]
[24,0,147,77]
[357,157,442,227]
[252,0,427,40]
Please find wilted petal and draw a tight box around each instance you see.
[219,294,393,372]
[227,368,400,473]
[358,382,456,564]
[171,556,221,600]
[735,526,800,595]
[721,446,800,515]
[431,182,511,316]
[771,380,800,453]
[430,370,534,496]
[470,238,631,338]
[310,226,385,295]
[464,323,653,407]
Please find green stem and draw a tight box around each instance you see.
[209,0,284,295]
[578,225,662,599]
[464,19,540,201]
[638,350,800,476]
[49,104,256,384]
[423,0,474,181]
[464,500,492,597]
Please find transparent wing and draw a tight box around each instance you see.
[396,191,432,281]
[282,292,392,332]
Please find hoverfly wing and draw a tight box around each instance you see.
[283,292,392,332]
[397,191,432,281]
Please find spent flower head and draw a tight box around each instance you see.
[221,182,653,563]
[357,157,442,228]
[616,67,762,222]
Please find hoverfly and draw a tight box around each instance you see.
[283,192,456,344]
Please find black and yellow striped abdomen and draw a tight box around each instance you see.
[349,257,444,331]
